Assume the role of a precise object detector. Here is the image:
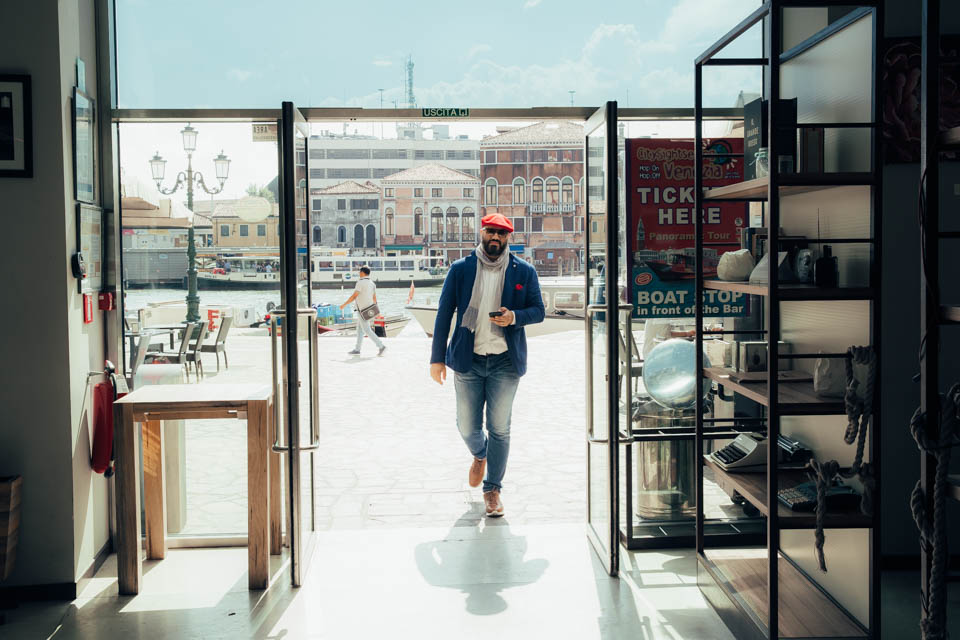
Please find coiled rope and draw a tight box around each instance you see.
[805,345,876,573]
[910,384,960,640]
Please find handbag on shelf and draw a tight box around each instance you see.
[358,303,380,321]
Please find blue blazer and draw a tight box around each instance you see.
[430,253,545,376]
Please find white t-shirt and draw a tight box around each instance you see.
[472,266,508,356]
[353,278,376,311]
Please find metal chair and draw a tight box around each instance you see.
[201,315,233,372]
[146,323,197,381]
[186,321,208,381]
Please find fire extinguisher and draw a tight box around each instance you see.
[90,360,128,477]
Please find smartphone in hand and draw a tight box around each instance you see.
[489,311,504,317]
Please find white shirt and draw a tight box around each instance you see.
[472,265,509,356]
[353,278,376,311]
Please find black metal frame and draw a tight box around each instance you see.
[694,2,882,638]
[918,0,960,633]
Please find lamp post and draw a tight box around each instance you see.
[149,124,230,323]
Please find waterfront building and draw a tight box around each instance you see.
[310,180,381,255]
[307,123,480,192]
[379,163,479,263]
[479,121,586,274]
[210,202,280,249]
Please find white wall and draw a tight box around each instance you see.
[0,0,110,589]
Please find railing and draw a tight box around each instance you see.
[461,232,476,243]
[430,233,443,242]
[446,233,460,243]
[529,203,576,214]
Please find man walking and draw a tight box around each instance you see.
[340,265,386,356]
[429,213,545,517]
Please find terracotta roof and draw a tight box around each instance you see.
[381,163,479,183]
[481,121,584,147]
[121,196,159,211]
[316,180,380,195]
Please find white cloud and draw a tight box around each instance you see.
[467,44,491,59]
[227,69,253,82]
[372,58,393,67]
[523,0,542,8]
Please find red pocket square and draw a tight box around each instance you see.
[515,283,523,290]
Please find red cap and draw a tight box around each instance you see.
[480,213,514,232]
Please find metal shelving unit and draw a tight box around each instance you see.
[693,2,882,638]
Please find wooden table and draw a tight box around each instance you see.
[113,384,282,595]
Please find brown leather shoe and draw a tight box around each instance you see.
[483,490,504,518]
[468,457,486,488]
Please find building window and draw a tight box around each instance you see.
[354,224,364,248]
[484,178,498,206]
[414,207,423,235]
[414,150,425,159]
[313,226,322,244]
[580,177,585,202]
[338,199,346,210]
[562,216,574,232]
[462,207,475,238]
[512,150,526,163]
[530,150,546,162]
[446,207,459,239]
[513,217,525,232]
[366,224,376,248]
[257,224,266,237]
[309,168,324,179]
[429,150,442,160]
[547,149,558,162]
[531,177,544,203]
[414,188,423,197]
[562,177,574,204]
[431,206,443,237]
[546,178,560,205]
[463,187,474,198]
[338,225,346,243]
[385,207,395,235]
[384,188,395,198]
[312,198,322,211]
[220,224,230,237]
[576,216,584,233]
[512,178,525,204]
[298,219,308,236]
[484,150,496,164]
[591,220,598,233]
[240,224,249,237]
[432,188,442,198]
[532,217,543,232]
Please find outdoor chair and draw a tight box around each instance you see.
[186,321,208,381]
[201,315,232,372]
[146,323,197,381]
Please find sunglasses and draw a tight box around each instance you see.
[483,228,510,237]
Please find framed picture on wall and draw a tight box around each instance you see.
[0,74,33,178]
[76,203,102,293]
[72,86,96,203]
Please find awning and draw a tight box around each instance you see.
[384,245,424,250]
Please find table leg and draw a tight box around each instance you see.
[114,403,142,595]
[247,399,270,589]
[269,397,282,556]
[142,420,167,560]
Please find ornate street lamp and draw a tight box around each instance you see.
[149,124,230,323]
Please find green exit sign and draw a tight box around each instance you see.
[421,108,470,118]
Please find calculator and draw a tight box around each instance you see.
[777,481,860,512]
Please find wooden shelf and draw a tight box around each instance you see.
[704,280,874,301]
[949,475,960,503]
[699,548,867,638]
[940,126,960,150]
[703,457,871,529]
[703,173,875,201]
[705,367,846,415]
[942,305,960,325]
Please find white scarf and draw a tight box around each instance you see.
[461,244,511,336]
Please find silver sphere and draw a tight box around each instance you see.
[642,338,712,409]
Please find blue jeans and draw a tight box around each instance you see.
[354,314,384,352]
[454,352,520,493]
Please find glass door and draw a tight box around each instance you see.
[278,102,319,586]
[584,102,621,576]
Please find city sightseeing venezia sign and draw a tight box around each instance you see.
[421,108,470,118]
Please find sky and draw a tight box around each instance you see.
[116,0,763,110]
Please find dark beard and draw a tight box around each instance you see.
[481,237,506,257]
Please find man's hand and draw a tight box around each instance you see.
[430,362,447,385]
[490,307,514,327]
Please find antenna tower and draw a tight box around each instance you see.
[405,55,417,109]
